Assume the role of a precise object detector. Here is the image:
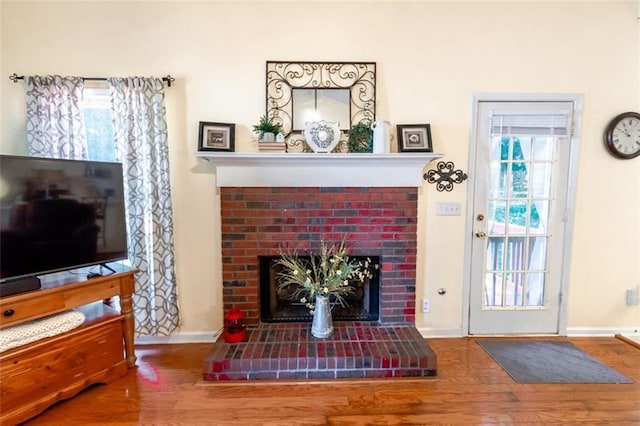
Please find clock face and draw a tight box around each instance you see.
[605,112,640,159]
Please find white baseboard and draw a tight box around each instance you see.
[418,326,640,338]
[417,327,464,338]
[566,327,640,337]
[132,326,640,344]
[136,327,464,342]
[135,329,221,345]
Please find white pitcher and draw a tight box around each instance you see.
[371,120,391,153]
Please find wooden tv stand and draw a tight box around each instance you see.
[0,265,137,425]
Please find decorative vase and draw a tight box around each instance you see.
[311,294,333,338]
[303,121,341,153]
[260,132,275,143]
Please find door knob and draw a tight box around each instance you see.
[477,213,485,221]
[475,231,487,238]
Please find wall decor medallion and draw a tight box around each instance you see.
[424,161,468,192]
[303,121,341,153]
[604,111,640,159]
[198,121,235,152]
[397,124,433,152]
[266,61,376,153]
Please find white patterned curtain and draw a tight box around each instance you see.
[25,75,88,159]
[108,77,180,336]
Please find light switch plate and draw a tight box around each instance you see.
[436,202,461,216]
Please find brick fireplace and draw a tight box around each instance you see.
[201,153,441,381]
[221,187,419,326]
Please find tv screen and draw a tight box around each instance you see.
[0,155,128,285]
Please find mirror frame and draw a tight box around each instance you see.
[266,61,376,152]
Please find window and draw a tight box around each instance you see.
[82,86,115,162]
[81,85,131,267]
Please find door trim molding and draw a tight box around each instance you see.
[461,93,584,336]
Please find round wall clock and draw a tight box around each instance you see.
[604,111,640,159]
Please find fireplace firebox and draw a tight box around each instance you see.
[259,255,380,323]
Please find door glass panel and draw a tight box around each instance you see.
[531,163,552,197]
[488,200,507,235]
[527,237,548,270]
[509,271,525,306]
[533,136,555,161]
[483,133,555,309]
[485,236,503,271]
[525,272,545,306]
[506,238,527,306]
[511,163,528,198]
[490,136,503,160]
[508,201,529,234]
[484,272,504,306]
[489,162,505,198]
[530,200,549,234]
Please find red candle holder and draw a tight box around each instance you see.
[223,308,247,343]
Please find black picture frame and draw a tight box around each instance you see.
[397,124,432,152]
[198,122,235,152]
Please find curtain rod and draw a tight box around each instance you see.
[8,73,175,87]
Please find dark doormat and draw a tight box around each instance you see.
[477,340,632,384]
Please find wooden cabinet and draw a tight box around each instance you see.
[0,266,137,426]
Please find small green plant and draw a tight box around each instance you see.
[348,121,373,153]
[252,114,283,139]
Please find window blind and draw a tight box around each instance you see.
[490,110,572,137]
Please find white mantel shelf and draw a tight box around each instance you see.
[195,152,444,187]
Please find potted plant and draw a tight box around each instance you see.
[274,235,376,338]
[348,121,373,153]
[252,114,283,142]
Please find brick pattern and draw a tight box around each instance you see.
[203,323,437,381]
[220,187,419,325]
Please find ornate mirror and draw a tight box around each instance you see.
[266,61,376,152]
[291,88,350,131]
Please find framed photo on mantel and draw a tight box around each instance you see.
[397,124,432,153]
[198,121,235,152]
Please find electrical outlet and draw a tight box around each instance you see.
[625,288,639,306]
[436,202,461,216]
[421,299,431,313]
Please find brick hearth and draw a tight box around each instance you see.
[203,322,436,381]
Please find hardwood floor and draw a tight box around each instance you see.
[24,337,639,425]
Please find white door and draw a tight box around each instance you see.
[468,98,580,335]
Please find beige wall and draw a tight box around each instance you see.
[1,1,638,336]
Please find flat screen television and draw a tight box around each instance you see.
[0,155,128,295]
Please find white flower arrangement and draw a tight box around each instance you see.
[274,235,377,314]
